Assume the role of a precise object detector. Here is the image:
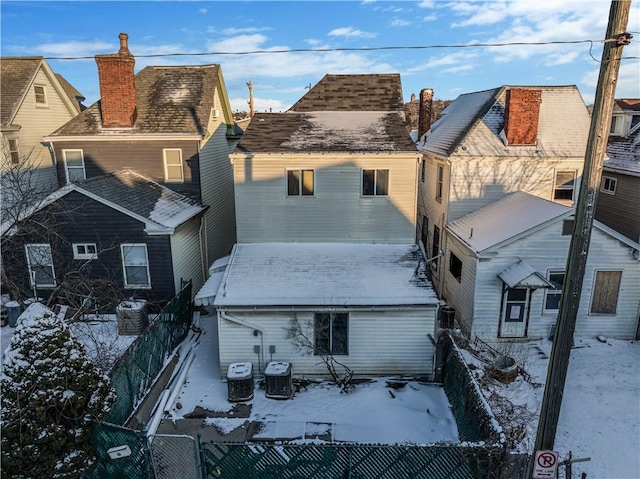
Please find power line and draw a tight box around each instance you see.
[37,38,627,61]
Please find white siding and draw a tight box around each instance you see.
[441,233,478,337]
[170,216,205,297]
[217,308,437,379]
[198,91,237,267]
[233,154,419,243]
[448,156,585,222]
[470,221,640,340]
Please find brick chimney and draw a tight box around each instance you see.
[503,88,541,145]
[95,33,136,128]
[418,88,434,140]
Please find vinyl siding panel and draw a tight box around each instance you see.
[448,156,584,222]
[52,140,201,201]
[469,220,640,340]
[595,173,640,243]
[218,309,437,379]
[170,215,205,297]
[2,67,77,194]
[233,154,419,243]
[198,113,237,266]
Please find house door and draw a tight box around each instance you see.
[500,288,530,338]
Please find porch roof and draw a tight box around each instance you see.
[497,260,553,289]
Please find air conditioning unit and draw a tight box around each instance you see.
[264,361,293,399]
[227,362,254,402]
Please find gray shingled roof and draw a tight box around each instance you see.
[76,170,206,228]
[289,74,405,112]
[419,85,589,158]
[49,65,220,136]
[55,73,85,113]
[1,57,43,127]
[235,111,416,153]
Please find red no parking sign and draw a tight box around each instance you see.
[533,450,559,479]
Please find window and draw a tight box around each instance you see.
[287,169,314,196]
[73,243,97,260]
[562,219,574,236]
[601,176,617,195]
[553,170,576,201]
[435,164,444,202]
[449,253,462,282]
[314,313,348,355]
[121,244,151,288]
[25,244,55,288]
[421,216,429,249]
[7,138,20,164]
[163,149,184,182]
[544,270,565,311]
[432,224,440,268]
[34,85,47,105]
[609,115,623,136]
[63,149,86,182]
[362,169,389,196]
[590,270,622,314]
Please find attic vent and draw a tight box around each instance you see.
[213,109,220,118]
[265,361,293,399]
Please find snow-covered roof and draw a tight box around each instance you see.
[497,260,553,289]
[604,129,640,176]
[214,243,438,308]
[447,192,571,254]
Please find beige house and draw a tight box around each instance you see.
[416,86,591,303]
[1,57,84,202]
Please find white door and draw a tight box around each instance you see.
[500,288,530,338]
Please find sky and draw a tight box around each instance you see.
[1,1,639,113]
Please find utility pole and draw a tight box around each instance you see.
[247,80,255,118]
[533,0,632,458]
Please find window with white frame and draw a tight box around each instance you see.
[8,138,20,164]
[73,243,97,260]
[121,244,151,288]
[287,169,314,196]
[34,85,47,105]
[362,169,389,196]
[544,270,565,311]
[25,244,55,288]
[553,170,576,201]
[314,312,349,355]
[600,176,617,195]
[63,149,86,182]
[435,164,444,202]
[163,149,183,182]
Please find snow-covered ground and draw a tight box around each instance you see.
[461,336,640,478]
[165,311,460,445]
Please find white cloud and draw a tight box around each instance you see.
[408,51,479,72]
[417,1,435,8]
[391,19,411,27]
[450,2,509,27]
[423,14,438,22]
[441,64,475,74]
[327,27,376,39]
[543,51,580,66]
[206,34,269,53]
[198,8,208,15]
[580,61,640,105]
[12,40,114,57]
[222,26,271,35]
[229,96,288,113]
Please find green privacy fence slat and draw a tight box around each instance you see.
[104,280,193,425]
[198,443,507,479]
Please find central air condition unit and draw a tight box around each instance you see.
[264,361,293,399]
[227,362,254,402]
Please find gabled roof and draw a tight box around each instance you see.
[419,85,589,158]
[289,74,405,112]
[604,127,640,177]
[2,170,206,236]
[55,73,85,112]
[497,260,553,289]
[613,98,640,112]
[49,65,223,137]
[234,111,416,154]
[214,243,438,308]
[447,191,640,255]
[1,57,84,127]
[446,192,572,254]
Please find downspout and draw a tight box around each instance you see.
[219,311,265,374]
[198,216,206,281]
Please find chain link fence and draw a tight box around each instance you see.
[149,434,201,479]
